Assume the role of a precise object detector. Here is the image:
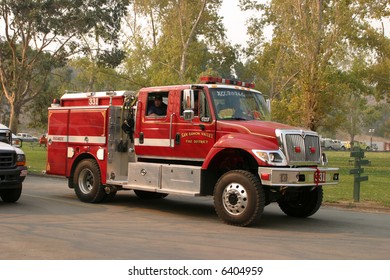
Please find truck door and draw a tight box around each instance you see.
[172,89,216,162]
[134,91,173,159]
[47,109,69,176]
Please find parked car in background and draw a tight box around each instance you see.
[341,141,350,150]
[17,133,38,142]
[342,140,369,151]
[321,138,343,150]
[370,143,378,151]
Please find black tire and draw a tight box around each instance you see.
[278,187,323,217]
[73,159,105,203]
[134,190,168,199]
[0,183,22,202]
[213,170,265,227]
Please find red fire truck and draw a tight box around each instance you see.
[46,77,339,226]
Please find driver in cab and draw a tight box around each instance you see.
[148,95,167,116]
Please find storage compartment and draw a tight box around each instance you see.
[127,163,161,190]
[161,165,201,195]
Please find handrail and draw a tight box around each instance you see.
[169,113,176,148]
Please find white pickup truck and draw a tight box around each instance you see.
[0,124,28,202]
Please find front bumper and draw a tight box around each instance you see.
[0,166,28,187]
[258,166,339,187]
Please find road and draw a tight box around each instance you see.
[1,175,389,260]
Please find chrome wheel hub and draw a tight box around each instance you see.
[222,183,248,215]
[78,168,94,194]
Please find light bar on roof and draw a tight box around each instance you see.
[200,76,255,88]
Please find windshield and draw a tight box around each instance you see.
[210,88,270,121]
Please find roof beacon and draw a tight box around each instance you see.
[200,76,255,88]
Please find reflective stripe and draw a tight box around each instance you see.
[48,135,106,144]
[134,138,173,147]
[69,136,106,144]
[48,135,68,143]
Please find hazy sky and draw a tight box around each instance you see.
[220,0,256,46]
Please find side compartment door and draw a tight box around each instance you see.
[47,109,69,176]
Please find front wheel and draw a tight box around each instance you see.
[278,187,323,217]
[214,170,265,227]
[73,159,105,203]
[0,183,22,202]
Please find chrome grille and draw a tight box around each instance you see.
[0,152,16,169]
[304,135,320,162]
[280,130,321,164]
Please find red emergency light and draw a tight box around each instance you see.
[200,76,255,88]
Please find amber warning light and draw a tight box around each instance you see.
[200,76,255,88]
[51,98,61,107]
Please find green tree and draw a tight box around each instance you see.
[0,0,128,132]
[27,67,72,131]
[364,103,390,139]
[240,0,390,132]
[67,58,131,92]
[123,0,236,86]
[366,53,390,102]
[383,118,390,139]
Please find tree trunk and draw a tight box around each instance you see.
[179,0,207,81]
[8,100,17,132]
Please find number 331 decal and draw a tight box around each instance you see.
[88,97,99,106]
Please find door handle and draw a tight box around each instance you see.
[175,133,180,145]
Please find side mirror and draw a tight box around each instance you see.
[183,89,194,110]
[183,89,194,121]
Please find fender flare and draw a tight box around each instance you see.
[202,133,279,169]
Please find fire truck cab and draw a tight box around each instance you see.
[47,77,339,226]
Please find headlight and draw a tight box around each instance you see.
[254,151,269,162]
[253,150,287,166]
[16,154,26,166]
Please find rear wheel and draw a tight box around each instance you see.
[134,190,168,199]
[73,159,105,203]
[0,183,22,202]
[278,187,323,217]
[214,170,265,227]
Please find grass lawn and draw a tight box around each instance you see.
[23,142,390,207]
[324,150,390,207]
[23,142,47,174]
